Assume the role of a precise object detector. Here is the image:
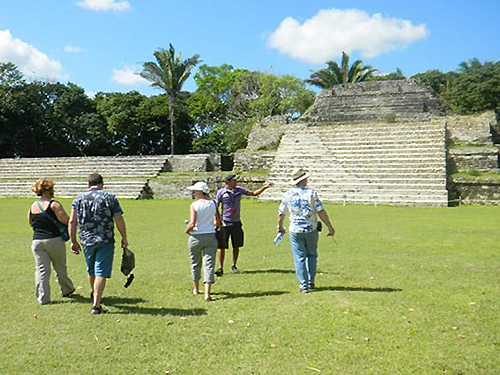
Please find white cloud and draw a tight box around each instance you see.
[268,8,429,64]
[112,66,149,86]
[64,45,85,53]
[77,0,132,12]
[0,29,64,81]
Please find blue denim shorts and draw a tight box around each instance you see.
[84,242,115,278]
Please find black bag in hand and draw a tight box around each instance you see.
[121,247,135,288]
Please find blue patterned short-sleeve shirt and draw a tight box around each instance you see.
[278,186,324,233]
[72,188,123,247]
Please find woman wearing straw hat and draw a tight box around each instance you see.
[277,169,335,293]
[185,181,222,301]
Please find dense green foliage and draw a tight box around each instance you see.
[1,54,500,158]
[1,199,499,373]
[412,59,500,114]
[189,64,315,153]
[0,65,194,157]
[306,52,377,88]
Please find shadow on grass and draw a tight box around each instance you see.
[111,305,207,316]
[62,294,146,305]
[212,290,289,300]
[66,294,207,316]
[316,286,402,293]
[242,269,338,275]
[242,268,296,275]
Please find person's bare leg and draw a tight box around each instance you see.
[232,247,240,272]
[217,248,225,272]
[193,280,200,295]
[89,276,95,298]
[204,282,211,301]
[92,276,106,307]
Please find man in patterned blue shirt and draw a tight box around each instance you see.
[278,169,335,293]
[69,173,128,314]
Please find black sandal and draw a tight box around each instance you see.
[90,306,109,315]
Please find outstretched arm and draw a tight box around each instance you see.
[247,182,275,197]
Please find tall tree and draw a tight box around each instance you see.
[188,64,315,153]
[306,52,377,89]
[140,44,201,154]
[0,62,24,86]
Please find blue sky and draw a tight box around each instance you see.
[1,0,498,96]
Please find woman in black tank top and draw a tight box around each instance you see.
[28,178,75,305]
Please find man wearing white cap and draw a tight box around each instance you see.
[277,169,335,293]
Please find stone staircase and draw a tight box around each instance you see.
[259,120,448,206]
[0,155,169,199]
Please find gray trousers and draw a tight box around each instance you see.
[188,233,217,284]
[32,237,75,304]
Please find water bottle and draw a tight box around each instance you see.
[184,219,189,227]
[273,232,284,245]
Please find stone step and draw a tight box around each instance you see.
[259,191,448,205]
[276,148,444,156]
[267,175,446,184]
[260,191,448,206]
[265,181,447,191]
[288,124,444,133]
[0,170,160,179]
[285,138,444,146]
[0,157,168,166]
[0,180,149,199]
[272,157,445,165]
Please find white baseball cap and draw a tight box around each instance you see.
[187,181,210,194]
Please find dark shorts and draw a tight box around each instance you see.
[220,221,244,249]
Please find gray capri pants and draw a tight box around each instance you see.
[188,233,217,284]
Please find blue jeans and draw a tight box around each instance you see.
[289,230,318,290]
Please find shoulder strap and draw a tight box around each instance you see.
[36,201,57,224]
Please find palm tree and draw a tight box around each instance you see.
[306,52,377,89]
[140,44,201,154]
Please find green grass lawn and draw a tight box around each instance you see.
[1,198,499,374]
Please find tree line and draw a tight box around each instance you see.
[1,49,499,158]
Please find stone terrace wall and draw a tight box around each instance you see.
[299,79,443,125]
[163,154,221,172]
[246,115,288,151]
[149,175,267,199]
[449,177,500,205]
[446,112,496,146]
[445,111,499,174]
[447,148,499,174]
[233,150,276,172]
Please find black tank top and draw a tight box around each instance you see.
[30,201,61,240]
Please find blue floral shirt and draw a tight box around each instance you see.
[72,188,123,247]
[278,186,324,233]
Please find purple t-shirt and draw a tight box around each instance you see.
[215,186,249,222]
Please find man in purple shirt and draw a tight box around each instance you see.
[215,174,274,275]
